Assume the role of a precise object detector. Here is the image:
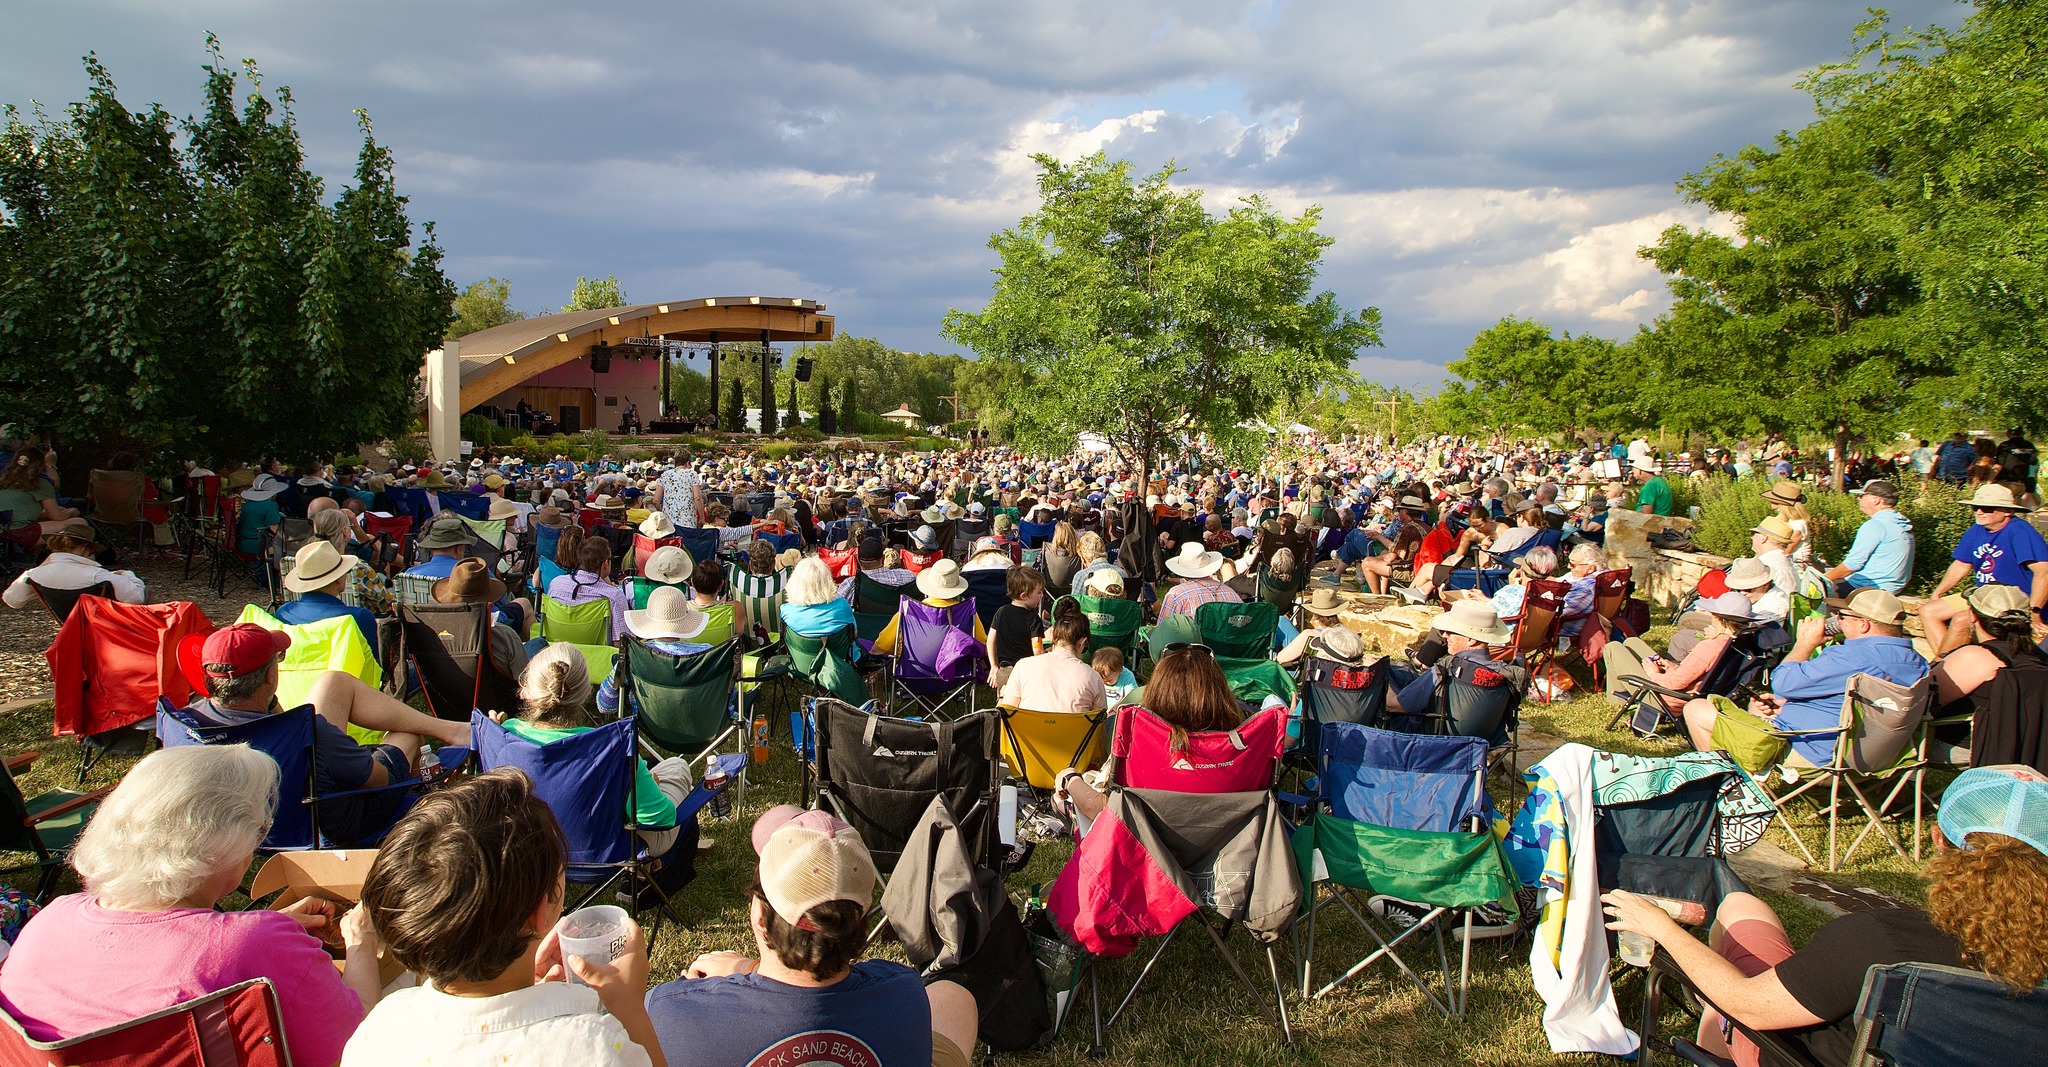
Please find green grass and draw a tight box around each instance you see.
[0,623,1939,1065]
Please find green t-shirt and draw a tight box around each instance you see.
[0,483,53,530]
[500,718,679,829]
[1637,476,1673,517]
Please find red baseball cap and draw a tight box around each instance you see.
[180,623,292,683]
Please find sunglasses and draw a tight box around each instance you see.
[1162,642,1215,658]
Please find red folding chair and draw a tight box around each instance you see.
[0,977,290,1067]
[1494,578,1570,682]
[629,532,680,575]
[819,544,858,580]
[1108,703,1288,793]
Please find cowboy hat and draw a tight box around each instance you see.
[534,505,570,528]
[416,470,452,490]
[1723,557,1773,592]
[624,586,710,642]
[642,545,693,585]
[593,494,625,510]
[1430,600,1513,644]
[417,514,474,550]
[283,540,355,593]
[1303,587,1345,617]
[432,557,507,605]
[486,496,522,521]
[1966,483,2026,511]
[639,511,678,539]
[915,558,970,600]
[1761,479,1804,506]
[1165,542,1225,579]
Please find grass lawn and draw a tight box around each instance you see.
[0,622,1940,1066]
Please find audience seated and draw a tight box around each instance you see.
[1059,644,1248,820]
[685,560,737,646]
[1822,480,1914,596]
[0,445,80,538]
[1603,592,1755,708]
[432,558,531,678]
[644,805,977,1067]
[1158,543,1241,618]
[1918,484,2048,656]
[0,746,379,1067]
[1605,764,2048,1067]
[1,519,145,608]
[1068,531,1124,598]
[548,540,632,643]
[1931,583,2048,773]
[277,539,379,649]
[871,559,985,656]
[345,769,666,1067]
[1000,597,1104,715]
[1387,600,1512,717]
[838,536,914,603]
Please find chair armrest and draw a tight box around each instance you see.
[1623,676,1697,702]
[5,752,39,774]
[26,786,113,825]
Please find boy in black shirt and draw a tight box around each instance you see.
[985,566,1044,689]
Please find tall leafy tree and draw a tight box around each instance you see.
[0,40,451,463]
[562,274,627,313]
[839,374,859,431]
[449,278,522,339]
[724,378,744,432]
[814,371,836,434]
[943,153,1380,485]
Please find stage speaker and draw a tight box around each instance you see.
[589,343,612,373]
[795,357,813,383]
[559,406,581,434]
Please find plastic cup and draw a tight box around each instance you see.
[557,905,630,985]
[1616,930,1655,967]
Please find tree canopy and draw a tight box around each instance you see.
[562,274,627,313]
[943,153,1380,482]
[0,40,452,464]
[448,277,522,340]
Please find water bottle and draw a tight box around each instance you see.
[751,714,770,765]
[705,755,731,818]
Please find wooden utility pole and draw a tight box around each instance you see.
[939,392,967,422]
[1377,393,1401,441]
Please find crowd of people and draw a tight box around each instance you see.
[0,425,2043,1067]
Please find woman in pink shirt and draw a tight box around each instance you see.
[0,745,381,1067]
[1000,599,1107,716]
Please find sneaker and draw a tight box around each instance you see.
[1367,895,1437,934]
[1453,903,1521,942]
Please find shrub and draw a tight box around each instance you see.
[761,441,812,462]
[384,434,430,467]
[1690,475,1970,594]
[460,413,501,448]
[778,425,824,443]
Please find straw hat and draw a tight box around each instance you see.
[1311,624,1367,664]
[416,470,452,490]
[1752,515,1796,544]
[535,505,569,528]
[1165,542,1225,579]
[486,496,522,521]
[624,586,710,642]
[642,545,693,585]
[1430,600,1512,644]
[1723,557,1773,592]
[431,558,507,605]
[1966,483,2025,511]
[639,511,678,539]
[919,505,946,525]
[594,494,625,510]
[283,540,355,593]
[915,558,969,600]
[1761,479,1804,506]
[1303,587,1345,617]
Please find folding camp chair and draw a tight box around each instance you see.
[471,712,737,938]
[23,581,111,626]
[676,525,721,569]
[628,532,681,576]
[1193,600,1294,702]
[784,625,884,708]
[0,976,292,1067]
[1440,565,1511,596]
[1292,653,1392,760]
[1051,703,1296,1053]
[1496,578,1571,681]
[808,698,1000,876]
[538,593,613,645]
[997,704,1108,807]
[156,702,430,850]
[394,602,520,720]
[85,469,151,560]
[624,575,686,611]
[1607,625,1782,737]
[0,750,108,902]
[360,513,413,568]
[1060,594,1141,660]
[725,564,787,643]
[758,530,803,554]
[1717,673,1933,871]
[853,573,920,643]
[818,544,858,579]
[952,517,991,555]
[901,546,944,574]
[621,637,749,814]
[1018,520,1057,549]
[962,568,1010,630]
[437,492,491,521]
[234,605,383,726]
[1407,654,1529,786]
[888,598,986,719]
[1296,724,1515,1016]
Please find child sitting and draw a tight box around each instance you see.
[1091,646,1138,710]
[343,769,667,1067]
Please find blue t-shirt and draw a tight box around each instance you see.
[644,960,930,1067]
[276,592,379,651]
[1952,518,2048,593]
[1840,509,1915,593]
[1767,636,1929,764]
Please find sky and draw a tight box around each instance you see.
[2,0,1970,390]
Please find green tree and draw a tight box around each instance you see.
[840,374,859,430]
[667,363,710,417]
[724,378,744,432]
[812,371,836,435]
[942,153,1380,485]
[561,274,627,312]
[953,355,1032,441]
[0,41,451,464]
[448,278,522,340]
[783,375,800,428]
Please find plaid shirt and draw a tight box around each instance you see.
[1158,576,1242,618]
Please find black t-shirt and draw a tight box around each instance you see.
[1771,908,1963,1067]
[989,603,1039,667]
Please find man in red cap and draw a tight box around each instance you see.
[177,623,472,845]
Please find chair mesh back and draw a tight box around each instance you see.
[1434,656,1523,746]
[1843,673,1929,773]
[1298,655,1391,752]
[1318,723,1486,832]
[1195,600,1279,660]
[28,580,112,624]
[677,527,720,569]
[1070,595,1140,654]
[541,595,611,645]
[814,701,997,874]
[471,712,636,868]
[627,638,737,754]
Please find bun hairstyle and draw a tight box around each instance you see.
[517,644,592,727]
[1049,597,1091,650]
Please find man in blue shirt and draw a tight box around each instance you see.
[275,540,378,650]
[1825,479,1914,595]
[1935,431,1975,484]
[1917,483,2048,655]
[645,805,979,1067]
[1682,589,1928,765]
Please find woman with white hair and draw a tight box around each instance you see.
[780,555,858,640]
[0,745,380,1067]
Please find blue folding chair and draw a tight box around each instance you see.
[1018,520,1057,549]
[385,487,431,525]
[677,526,721,569]
[963,568,1011,630]
[470,712,738,937]
[437,492,491,521]
[154,700,445,850]
[759,530,803,554]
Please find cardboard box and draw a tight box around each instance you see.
[251,850,405,986]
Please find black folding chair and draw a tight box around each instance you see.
[394,602,520,720]
[24,580,112,626]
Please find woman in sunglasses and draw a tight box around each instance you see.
[1055,643,1245,821]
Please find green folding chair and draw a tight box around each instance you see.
[622,637,746,813]
[1059,594,1141,659]
[783,625,875,707]
[0,751,109,902]
[539,594,612,646]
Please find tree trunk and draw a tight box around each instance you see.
[1833,421,1850,492]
